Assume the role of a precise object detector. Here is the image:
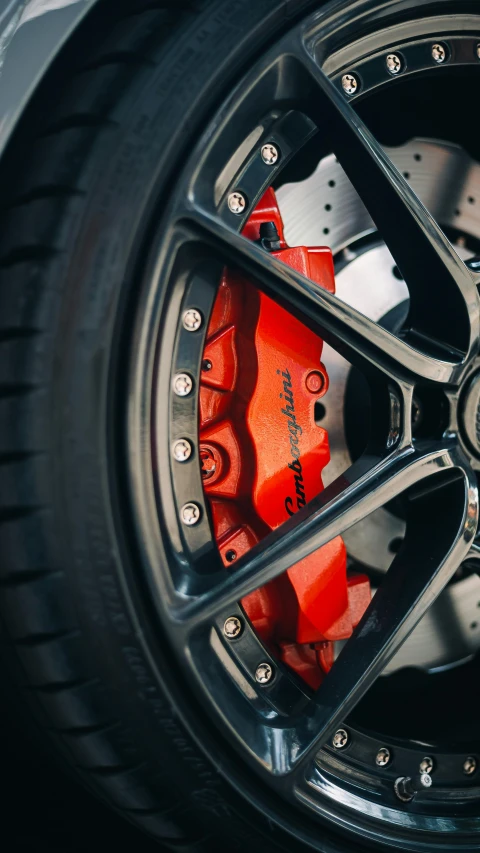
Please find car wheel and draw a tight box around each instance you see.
[1,1,480,851]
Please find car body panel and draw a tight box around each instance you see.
[0,0,98,157]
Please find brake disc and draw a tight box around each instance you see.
[277,138,480,673]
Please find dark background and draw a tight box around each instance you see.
[2,694,164,851]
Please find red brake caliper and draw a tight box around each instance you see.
[200,188,371,689]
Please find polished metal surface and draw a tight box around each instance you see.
[386,53,403,74]
[461,370,480,457]
[173,372,193,397]
[278,139,480,673]
[172,438,193,462]
[228,191,247,214]
[255,662,274,684]
[341,73,358,95]
[183,308,203,331]
[224,615,243,639]
[261,143,279,165]
[332,728,349,749]
[432,43,447,63]
[0,0,97,157]
[181,502,201,526]
[375,747,391,767]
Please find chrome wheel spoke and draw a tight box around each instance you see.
[177,442,459,628]
[283,458,478,776]
[295,42,479,361]
[186,208,460,384]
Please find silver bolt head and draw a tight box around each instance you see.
[464,756,477,776]
[419,756,434,775]
[341,73,358,96]
[224,616,243,639]
[477,43,480,60]
[172,439,192,462]
[376,747,391,767]
[181,502,201,526]
[432,43,447,63]
[332,728,349,749]
[386,53,403,74]
[173,372,193,397]
[261,143,279,165]
[419,772,432,788]
[255,662,274,684]
[228,191,247,215]
[183,309,202,332]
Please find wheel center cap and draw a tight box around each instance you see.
[460,370,480,458]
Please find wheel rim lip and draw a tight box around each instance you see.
[125,2,480,847]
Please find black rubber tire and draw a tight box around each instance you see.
[0,1,362,851]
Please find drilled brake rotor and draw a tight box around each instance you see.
[277,138,480,673]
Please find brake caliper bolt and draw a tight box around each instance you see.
[172,439,192,462]
[202,358,212,372]
[332,728,349,749]
[255,662,274,684]
[224,616,243,639]
[306,370,326,395]
[376,747,391,767]
[200,445,220,481]
[419,756,434,775]
[228,191,247,215]
[463,756,477,776]
[432,43,447,63]
[261,143,279,166]
[183,308,202,332]
[173,372,193,397]
[225,549,237,563]
[341,73,359,96]
[386,53,403,74]
[181,502,201,526]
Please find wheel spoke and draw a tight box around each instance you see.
[176,442,456,627]
[285,458,478,777]
[186,208,461,384]
[295,43,479,359]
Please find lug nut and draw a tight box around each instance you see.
[181,502,201,526]
[261,143,279,165]
[224,616,243,639]
[332,728,349,749]
[432,43,447,63]
[173,372,193,397]
[183,308,202,332]
[419,756,434,775]
[341,73,359,95]
[376,747,391,767]
[394,773,432,802]
[463,756,477,776]
[255,662,274,684]
[172,439,193,462]
[386,53,403,74]
[228,191,247,215]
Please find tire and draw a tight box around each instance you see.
[0,2,329,851]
